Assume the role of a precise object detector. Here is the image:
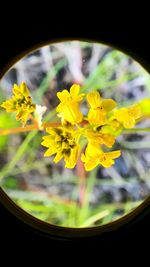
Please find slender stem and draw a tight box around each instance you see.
[43,122,61,128]
[0,122,61,136]
[0,120,88,136]
[123,127,150,134]
[76,151,87,207]
[1,118,150,136]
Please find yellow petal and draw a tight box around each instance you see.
[139,99,150,115]
[87,91,102,109]
[81,155,99,171]
[123,117,135,128]
[57,90,70,102]
[20,82,30,96]
[99,150,121,168]
[105,150,121,159]
[85,160,99,171]
[65,154,77,168]
[44,148,56,157]
[53,151,63,163]
[86,142,102,158]
[99,158,114,168]
[101,99,116,112]
[12,84,21,96]
[41,136,55,148]
[56,102,64,113]
[57,102,83,124]
[70,84,85,102]
[46,128,61,135]
[1,99,16,112]
[128,104,142,119]
[66,144,80,168]
[16,110,28,122]
[115,108,128,122]
[70,84,80,97]
[67,102,83,123]
[100,134,115,148]
[71,145,79,160]
[81,153,87,163]
[87,108,106,125]
[109,119,121,130]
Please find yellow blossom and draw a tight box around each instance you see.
[81,142,121,171]
[115,104,142,128]
[56,84,85,124]
[41,126,80,168]
[101,118,123,136]
[1,82,36,126]
[85,129,115,148]
[86,91,116,125]
[138,98,150,115]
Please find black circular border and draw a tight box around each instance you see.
[1,37,150,241]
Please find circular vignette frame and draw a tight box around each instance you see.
[1,37,150,241]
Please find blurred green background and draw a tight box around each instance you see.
[0,41,150,228]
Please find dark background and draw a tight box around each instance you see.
[0,14,150,254]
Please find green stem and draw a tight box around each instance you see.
[123,127,150,133]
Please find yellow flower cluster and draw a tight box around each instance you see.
[1,82,142,171]
[41,84,142,171]
[41,126,80,168]
[1,82,36,126]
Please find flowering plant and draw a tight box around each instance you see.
[1,82,148,171]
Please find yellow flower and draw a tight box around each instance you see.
[85,129,115,148]
[81,142,121,171]
[1,82,36,126]
[138,98,150,115]
[101,118,123,136]
[56,84,85,124]
[41,126,80,168]
[115,104,142,128]
[86,91,116,125]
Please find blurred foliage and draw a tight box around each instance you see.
[0,112,19,150]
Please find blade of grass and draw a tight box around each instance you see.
[121,140,150,149]
[79,210,110,227]
[35,58,67,102]
[81,49,140,94]
[0,130,37,181]
[76,170,97,226]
